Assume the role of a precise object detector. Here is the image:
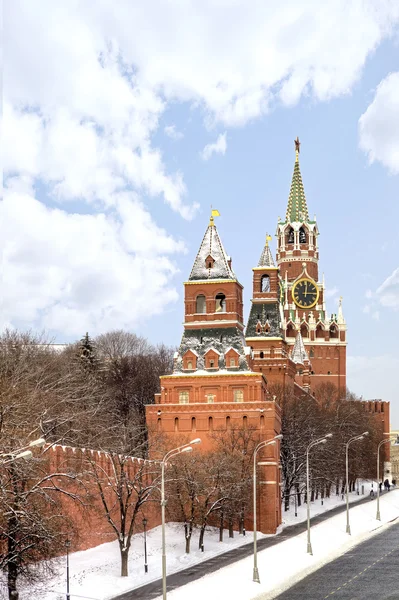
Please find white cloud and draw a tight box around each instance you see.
[365,289,373,299]
[0,182,186,337]
[3,1,399,338]
[363,305,371,314]
[359,71,399,174]
[164,124,184,140]
[201,133,227,161]
[325,286,338,299]
[377,267,399,309]
[372,310,380,321]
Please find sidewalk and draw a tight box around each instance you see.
[113,490,385,600]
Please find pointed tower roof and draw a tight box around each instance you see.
[188,214,236,281]
[258,234,275,267]
[285,137,310,223]
[291,331,309,365]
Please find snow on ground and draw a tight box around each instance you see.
[160,488,399,600]
[12,481,389,600]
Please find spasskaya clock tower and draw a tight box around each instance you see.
[275,138,347,394]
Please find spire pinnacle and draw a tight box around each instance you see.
[189,215,235,281]
[258,233,275,267]
[285,137,309,223]
[291,331,309,365]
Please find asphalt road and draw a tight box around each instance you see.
[113,492,385,600]
[270,519,399,600]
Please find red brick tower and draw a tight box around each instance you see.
[276,139,347,394]
[146,213,282,533]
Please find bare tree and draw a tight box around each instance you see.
[0,330,101,600]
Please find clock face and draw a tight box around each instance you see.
[292,278,319,309]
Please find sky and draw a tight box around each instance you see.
[2,1,399,426]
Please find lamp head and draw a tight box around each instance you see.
[29,438,46,448]
[362,431,369,437]
[324,433,333,439]
[274,434,283,440]
[16,450,33,460]
[181,446,193,454]
[320,439,327,445]
[189,438,201,445]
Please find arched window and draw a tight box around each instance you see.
[260,415,265,430]
[215,293,226,313]
[270,346,275,358]
[209,416,213,432]
[157,418,161,431]
[196,295,206,314]
[226,416,231,430]
[243,416,248,429]
[174,417,179,432]
[191,417,196,432]
[187,360,193,370]
[260,351,264,359]
[287,227,294,244]
[261,275,270,293]
[316,324,325,339]
[309,347,315,358]
[286,323,296,337]
[300,323,309,338]
[299,227,307,244]
[329,325,339,339]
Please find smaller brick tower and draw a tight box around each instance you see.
[146,213,282,533]
[246,236,296,387]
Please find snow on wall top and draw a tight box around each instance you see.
[189,224,236,281]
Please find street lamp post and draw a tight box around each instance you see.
[142,518,148,573]
[65,539,71,600]
[376,435,399,521]
[252,433,283,584]
[306,433,333,555]
[161,438,201,600]
[345,432,368,535]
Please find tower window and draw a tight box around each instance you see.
[187,360,193,370]
[207,394,215,403]
[215,293,226,313]
[260,351,264,359]
[191,417,196,431]
[209,416,214,432]
[196,295,206,314]
[299,227,307,244]
[205,255,215,269]
[226,416,231,429]
[261,275,270,293]
[234,389,244,403]
[287,228,294,244]
[174,417,179,432]
[210,359,215,368]
[243,416,248,429]
[229,358,236,367]
[179,391,189,404]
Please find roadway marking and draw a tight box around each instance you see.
[324,546,399,598]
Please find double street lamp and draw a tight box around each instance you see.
[345,432,368,535]
[0,438,46,466]
[161,439,201,600]
[252,434,283,583]
[306,433,333,555]
[376,435,399,521]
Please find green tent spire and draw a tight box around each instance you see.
[285,137,309,223]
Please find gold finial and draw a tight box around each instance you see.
[209,207,220,226]
[265,233,272,246]
[294,136,300,162]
